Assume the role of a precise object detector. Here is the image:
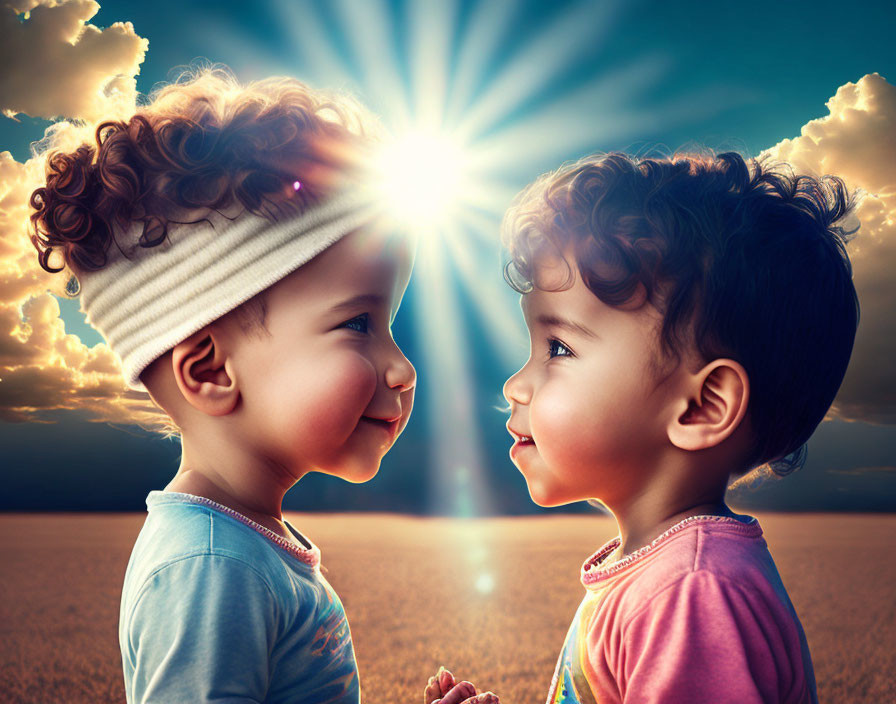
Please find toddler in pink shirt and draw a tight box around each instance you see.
[427,151,858,704]
[553,514,816,703]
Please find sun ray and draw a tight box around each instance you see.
[462,54,671,172]
[411,234,492,516]
[269,0,353,86]
[452,0,626,142]
[440,214,530,371]
[406,0,457,127]
[330,0,410,125]
[443,0,520,127]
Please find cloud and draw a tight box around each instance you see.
[0,0,148,122]
[0,1,166,431]
[761,73,896,425]
[0,137,167,430]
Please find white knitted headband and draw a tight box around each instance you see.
[72,189,383,393]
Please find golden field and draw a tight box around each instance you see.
[0,513,893,703]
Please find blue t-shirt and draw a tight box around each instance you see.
[119,491,360,703]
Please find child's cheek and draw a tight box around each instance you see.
[281,351,378,454]
[530,385,588,469]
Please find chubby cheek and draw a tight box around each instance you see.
[274,351,378,461]
[530,382,594,474]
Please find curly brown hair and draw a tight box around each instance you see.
[27,63,382,438]
[29,63,380,278]
[502,150,860,479]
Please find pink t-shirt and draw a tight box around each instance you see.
[545,515,818,704]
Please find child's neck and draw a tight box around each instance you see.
[617,500,740,556]
[167,431,304,522]
[165,467,308,545]
[608,452,745,557]
[165,468,273,515]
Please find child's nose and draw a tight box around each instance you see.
[385,344,416,392]
[503,366,531,405]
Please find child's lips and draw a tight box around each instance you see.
[509,437,535,461]
[360,415,401,442]
[507,424,536,459]
[507,423,534,444]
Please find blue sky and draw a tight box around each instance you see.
[1,0,895,512]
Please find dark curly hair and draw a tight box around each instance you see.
[502,150,860,477]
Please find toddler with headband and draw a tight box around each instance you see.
[28,65,455,704]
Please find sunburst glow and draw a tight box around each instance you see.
[374,130,470,228]
[208,0,735,517]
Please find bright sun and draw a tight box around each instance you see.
[374,130,469,229]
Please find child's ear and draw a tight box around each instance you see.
[171,327,240,416]
[666,359,750,452]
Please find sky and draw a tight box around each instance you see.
[1,0,895,513]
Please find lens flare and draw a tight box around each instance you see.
[475,573,495,594]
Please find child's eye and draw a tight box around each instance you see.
[548,338,573,358]
[341,313,370,333]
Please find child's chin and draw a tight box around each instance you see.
[525,479,586,508]
[526,483,566,508]
[316,455,382,484]
[339,461,382,484]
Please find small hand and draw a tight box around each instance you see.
[459,694,500,704]
[425,666,454,704]
[423,666,500,704]
[435,681,477,704]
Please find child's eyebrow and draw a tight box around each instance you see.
[330,293,387,314]
[536,313,598,339]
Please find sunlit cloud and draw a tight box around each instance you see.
[0,14,163,430]
[0,156,163,427]
[0,154,161,428]
[0,0,147,122]
[761,73,896,425]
